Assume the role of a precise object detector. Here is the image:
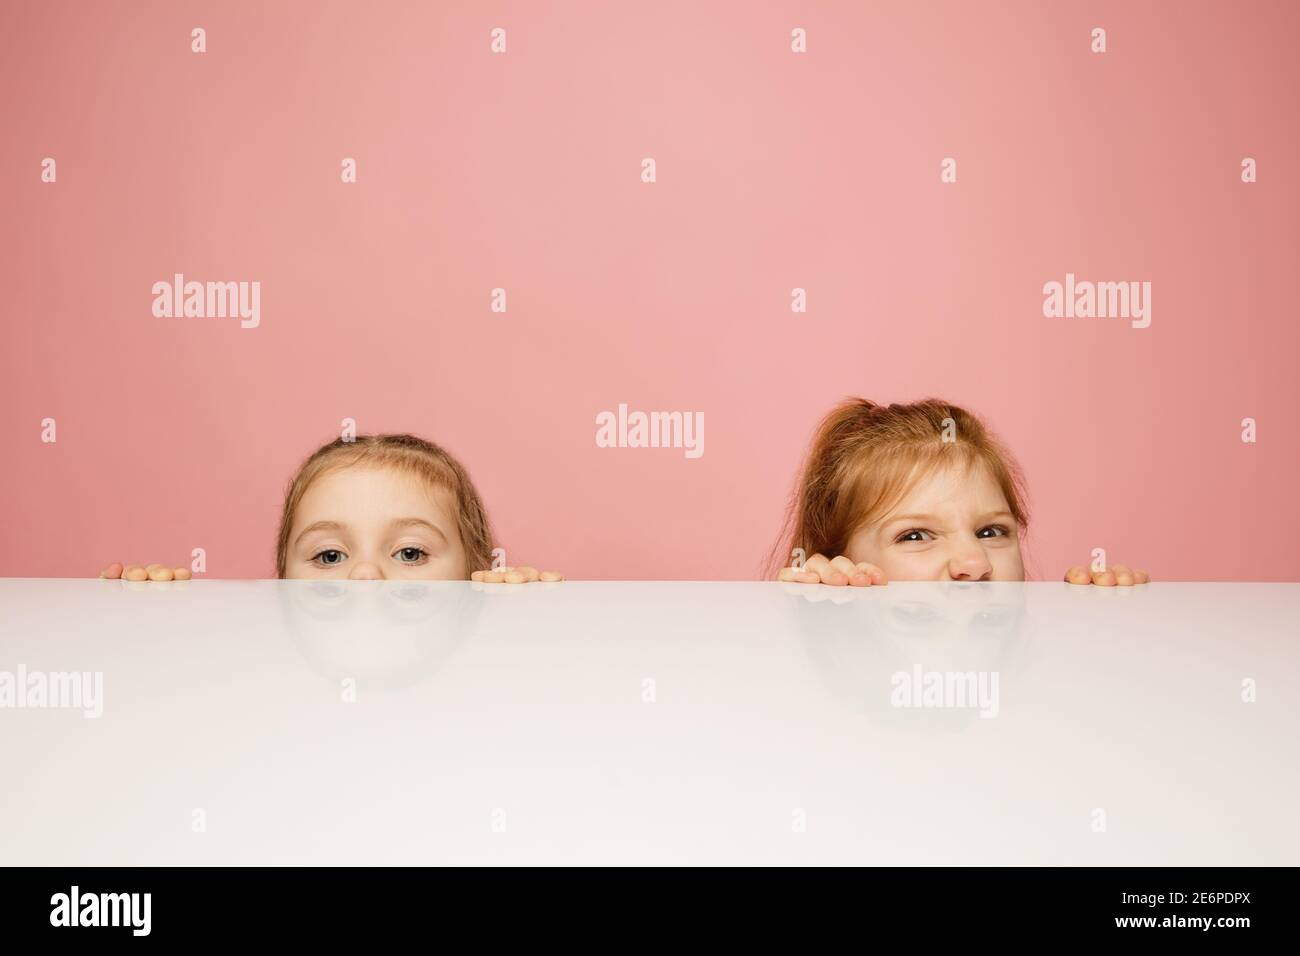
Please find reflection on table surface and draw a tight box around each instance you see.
[1,579,1296,865]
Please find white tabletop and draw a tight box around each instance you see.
[1,578,1296,865]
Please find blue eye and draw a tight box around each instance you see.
[395,548,428,564]
[313,549,346,566]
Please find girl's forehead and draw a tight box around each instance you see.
[885,458,1008,516]
[296,464,454,522]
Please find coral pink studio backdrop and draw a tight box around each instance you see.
[2,1,1297,581]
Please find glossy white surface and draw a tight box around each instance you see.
[1,578,1296,865]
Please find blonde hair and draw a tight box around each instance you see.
[774,398,1030,573]
[275,434,495,578]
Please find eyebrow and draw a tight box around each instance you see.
[294,517,450,548]
[386,517,450,545]
[882,511,1016,527]
[295,520,346,546]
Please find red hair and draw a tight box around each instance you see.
[774,398,1030,572]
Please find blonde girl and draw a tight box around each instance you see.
[102,433,559,584]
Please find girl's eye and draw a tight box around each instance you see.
[313,549,346,566]
[977,525,1010,539]
[394,547,428,564]
[896,529,933,543]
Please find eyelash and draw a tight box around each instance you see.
[895,525,1011,544]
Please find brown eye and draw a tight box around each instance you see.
[977,525,1009,539]
[897,529,932,543]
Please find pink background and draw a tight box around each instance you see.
[2,1,1297,581]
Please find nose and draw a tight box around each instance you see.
[348,561,385,581]
[947,545,992,582]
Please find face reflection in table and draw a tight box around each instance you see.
[278,580,481,691]
[782,581,1027,731]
